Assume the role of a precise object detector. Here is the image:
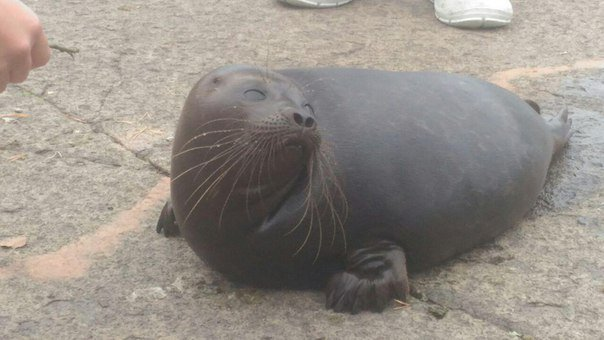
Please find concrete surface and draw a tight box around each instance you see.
[1,0,603,339]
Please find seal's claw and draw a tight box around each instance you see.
[559,108,569,122]
[549,108,573,154]
[524,99,541,114]
[156,200,180,237]
[325,240,409,314]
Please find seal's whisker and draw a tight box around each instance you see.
[192,136,253,182]
[227,158,257,224]
[218,145,265,228]
[284,158,315,237]
[184,148,250,211]
[178,128,246,153]
[184,147,252,225]
[242,138,272,220]
[265,135,278,185]
[182,124,295,224]
[207,130,251,149]
[321,156,348,223]
[183,144,251,207]
[193,117,248,133]
[317,148,348,253]
[322,165,345,252]
[279,138,348,259]
[173,135,242,159]
[312,201,323,265]
[215,139,267,226]
[237,132,266,215]
[314,161,337,249]
[264,130,292,184]
[175,134,248,180]
[313,154,334,228]
[251,138,275,212]
[303,157,320,260]
[293,199,315,257]
[271,134,286,172]
[243,131,289,217]
[181,117,249,148]
[172,136,247,183]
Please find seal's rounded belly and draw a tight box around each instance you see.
[157,65,571,314]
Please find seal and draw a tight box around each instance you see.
[157,65,571,314]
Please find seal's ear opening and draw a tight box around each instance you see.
[525,99,541,114]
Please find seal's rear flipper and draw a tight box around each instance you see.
[325,240,409,314]
[156,200,180,237]
[548,108,573,155]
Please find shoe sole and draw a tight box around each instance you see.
[279,0,352,8]
[435,8,512,28]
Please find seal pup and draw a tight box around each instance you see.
[157,65,571,313]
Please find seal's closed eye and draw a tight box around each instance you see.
[244,89,266,101]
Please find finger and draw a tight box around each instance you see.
[31,29,50,68]
[8,49,32,84]
[0,68,9,92]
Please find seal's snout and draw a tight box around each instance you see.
[285,111,316,130]
[277,109,320,158]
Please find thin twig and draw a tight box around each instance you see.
[49,44,80,59]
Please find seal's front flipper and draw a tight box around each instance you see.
[525,99,541,114]
[548,108,572,154]
[325,240,409,314]
[156,200,180,237]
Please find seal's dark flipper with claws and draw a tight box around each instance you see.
[325,240,409,314]
[548,108,573,154]
[156,200,180,237]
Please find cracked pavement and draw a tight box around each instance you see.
[1,0,603,339]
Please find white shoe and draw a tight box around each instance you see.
[434,0,513,28]
[278,0,352,8]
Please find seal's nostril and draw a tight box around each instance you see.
[291,112,315,129]
[293,112,304,126]
[304,117,315,128]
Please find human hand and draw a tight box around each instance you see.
[0,0,50,93]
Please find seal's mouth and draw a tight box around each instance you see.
[259,161,310,229]
[283,131,318,160]
[285,142,305,156]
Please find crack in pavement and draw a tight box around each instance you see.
[14,84,169,177]
[15,85,89,124]
[98,49,126,114]
[91,121,170,176]
[447,304,528,337]
[411,288,525,336]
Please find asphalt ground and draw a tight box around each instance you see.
[1,0,603,339]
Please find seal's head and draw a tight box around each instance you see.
[169,66,342,282]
